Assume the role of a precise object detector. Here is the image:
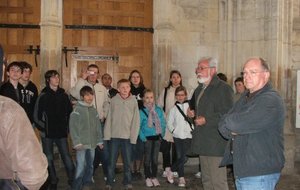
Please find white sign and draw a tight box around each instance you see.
[297,70,300,128]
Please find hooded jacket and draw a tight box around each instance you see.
[34,86,73,138]
[69,101,103,149]
[104,93,140,144]
[69,78,108,120]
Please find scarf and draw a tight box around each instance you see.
[144,103,161,135]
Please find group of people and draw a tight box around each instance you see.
[0,56,285,190]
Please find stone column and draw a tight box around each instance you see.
[277,0,295,175]
[40,0,63,89]
[153,0,175,97]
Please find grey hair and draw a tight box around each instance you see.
[245,57,270,71]
[198,57,218,70]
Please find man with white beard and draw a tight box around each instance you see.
[187,57,233,190]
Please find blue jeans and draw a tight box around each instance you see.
[41,137,75,185]
[235,173,280,190]
[73,149,95,190]
[132,138,144,161]
[106,138,132,186]
[144,139,160,178]
[172,138,191,177]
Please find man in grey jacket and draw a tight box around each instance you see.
[187,57,233,190]
[218,57,285,190]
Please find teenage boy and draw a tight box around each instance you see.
[19,61,38,124]
[0,61,23,103]
[104,79,140,190]
[70,86,104,190]
[34,70,74,190]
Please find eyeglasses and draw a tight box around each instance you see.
[196,66,215,71]
[241,70,266,77]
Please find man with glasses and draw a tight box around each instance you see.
[219,57,285,190]
[187,57,233,190]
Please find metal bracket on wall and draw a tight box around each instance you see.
[26,45,40,67]
[62,47,79,67]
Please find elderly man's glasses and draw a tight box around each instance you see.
[241,70,266,77]
[196,66,215,71]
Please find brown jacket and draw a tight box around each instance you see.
[0,96,48,190]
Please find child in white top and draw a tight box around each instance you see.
[167,86,194,187]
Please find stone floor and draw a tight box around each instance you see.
[54,162,300,190]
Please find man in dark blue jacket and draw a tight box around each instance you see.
[219,57,285,190]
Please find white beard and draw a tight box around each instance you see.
[197,76,210,84]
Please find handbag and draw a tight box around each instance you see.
[0,172,28,190]
[0,179,28,190]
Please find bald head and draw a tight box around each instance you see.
[242,57,270,93]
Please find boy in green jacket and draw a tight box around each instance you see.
[69,86,103,190]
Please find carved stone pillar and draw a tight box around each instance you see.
[153,0,175,97]
[40,0,63,88]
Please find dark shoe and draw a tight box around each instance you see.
[135,171,143,180]
[49,183,57,190]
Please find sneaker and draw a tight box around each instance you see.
[194,171,202,178]
[166,169,174,184]
[124,184,133,190]
[145,178,153,187]
[162,171,167,178]
[173,171,179,178]
[151,178,160,187]
[178,177,186,187]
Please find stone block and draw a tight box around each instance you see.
[282,134,296,174]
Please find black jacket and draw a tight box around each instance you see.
[0,81,23,104]
[34,86,72,138]
[20,81,38,123]
[218,83,285,178]
[130,84,146,109]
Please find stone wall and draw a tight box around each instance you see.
[153,0,300,174]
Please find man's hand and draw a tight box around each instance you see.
[81,69,89,80]
[98,144,104,149]
[187,108,195,118]
[194,115,206,126]
[74,144,84,150]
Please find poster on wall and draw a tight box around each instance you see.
[297,70,300,128]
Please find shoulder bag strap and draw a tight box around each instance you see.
[175,104,193,131]
[163,87,168,112]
